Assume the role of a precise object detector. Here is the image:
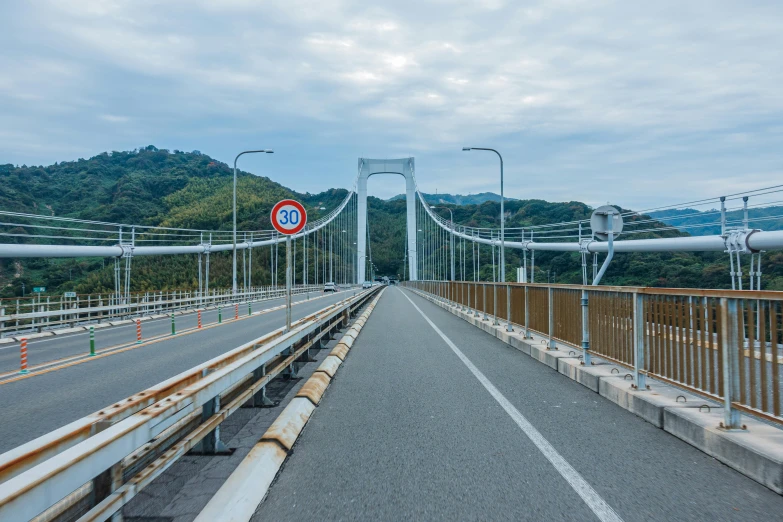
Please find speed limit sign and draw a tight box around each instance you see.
[270,199,307,235]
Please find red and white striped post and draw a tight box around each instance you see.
[20,338,28,374]
[234,303,239,320]
[136,319,142,344]
[197,310,202,329]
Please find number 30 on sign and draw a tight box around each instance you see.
[270,199,308,235]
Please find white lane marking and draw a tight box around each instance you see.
[399,289,624,522]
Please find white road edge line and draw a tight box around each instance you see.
[399,288,624,522]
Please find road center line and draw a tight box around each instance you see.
[399,289,624,522]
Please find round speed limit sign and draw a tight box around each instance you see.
[270,199,307,235]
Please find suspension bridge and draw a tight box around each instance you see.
[0,158,782,521]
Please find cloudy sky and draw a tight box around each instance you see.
[1,0,781,208]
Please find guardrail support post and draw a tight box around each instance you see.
[90,421,123,521]
[721,297,742,429]
[547,287,555,350]
[581,289,591,366]
[632,293,647,390]
[192,369,230,454]
[249,364,277,408]
[483,284,488,321]
[283,345,299,379]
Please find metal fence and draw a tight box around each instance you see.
[0,285,323,337]
[405,280,783,428]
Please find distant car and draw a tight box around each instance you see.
[362,281,373,289]
[323,282,336,292]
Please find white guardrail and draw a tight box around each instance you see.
[0,286,380,521]
[0,285,324,337]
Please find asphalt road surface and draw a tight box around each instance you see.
[0,289,353,452]
[254,286,783,522]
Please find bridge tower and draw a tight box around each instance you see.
[357,158,417,283]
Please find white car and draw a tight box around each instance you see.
[362,281,373,289]
[323,282,337,292]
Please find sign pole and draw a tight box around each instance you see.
[286,235,292,332]
[270,199,307,334]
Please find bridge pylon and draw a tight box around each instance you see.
[357,158,417,282]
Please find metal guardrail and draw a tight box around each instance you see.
[0,285,323,337]
[405,280,783,428]
[0,286,380,521]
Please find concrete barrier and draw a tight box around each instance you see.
[261,398,316,451]
[296,372,332,406]
[193,442,286,522]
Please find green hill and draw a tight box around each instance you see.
[649,207,783,236]
[1,147,781,296]
[388,192,514,206]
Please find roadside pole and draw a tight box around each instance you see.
[286,235,292,332]
[270,199,308,334]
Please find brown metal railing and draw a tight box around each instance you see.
[405,280,783,428]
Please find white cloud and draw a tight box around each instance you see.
[0,0,781,208]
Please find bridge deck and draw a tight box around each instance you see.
[254,287,782,521]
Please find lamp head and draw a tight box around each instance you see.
[265,150,274,154]
[462,147,471,151]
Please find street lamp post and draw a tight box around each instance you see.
[233,149,273,295]
[463,147,512,331]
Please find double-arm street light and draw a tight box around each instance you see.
[462,147,512,331]
[431,206,455,281]
[233,149,274,295]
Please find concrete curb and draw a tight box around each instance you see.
[193,288,386,521]
[408,289,783,495]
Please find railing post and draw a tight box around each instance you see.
[524,286,530,339]
[581,289,591,366]
[633,292,647,390]
[483,284,488,321]
[547,286,555,349]
[721,297,742,429]
[506,284,513,332]
[492,283,499,326]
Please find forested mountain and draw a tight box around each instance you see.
[388,192,513,205]
[1,147,782,296]
[649,206,783,236]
